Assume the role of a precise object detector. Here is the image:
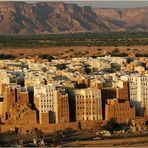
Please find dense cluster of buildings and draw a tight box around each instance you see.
[0,55,148,133]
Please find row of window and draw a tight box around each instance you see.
[77,112,96,115]
[109,107,130,111]
[41,99,53,102]
[79,117,96,120]
[46,89,55,92]
[77,95,98,99]
[77,107,96,109]
[41,110,48,112]
[47,94,54,97]
[41,105,54,108]
[77,101,96,104]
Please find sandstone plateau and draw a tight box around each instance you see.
[0,1,148,34]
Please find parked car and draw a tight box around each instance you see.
[93,136,104,140]
[96,132,102,135]
[143,130,148,134]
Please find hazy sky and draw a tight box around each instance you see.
[67,1,148,8]
[0,0,148,8]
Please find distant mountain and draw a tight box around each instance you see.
[0,1,148,34]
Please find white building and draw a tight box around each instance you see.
[34,85,69,124]
[0,70,11,94]
[34,85,56,122]
[121,75,148,116]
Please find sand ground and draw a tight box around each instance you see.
[0,46,147,59]
[63,136,148,147]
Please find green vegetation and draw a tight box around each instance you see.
[56,63,67,70]
[31,128,43,138]
[39,54,54,62]
[101,118,125,134]
[110,52,128,57]
[0,32,148,47]
[136,53,148,57]
[0,54,17,59]
[84,64,91,74]
[52,130,64,146]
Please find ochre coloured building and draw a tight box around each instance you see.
[0,84,37,125]
[105,99,135,123]
[75,88,102,121]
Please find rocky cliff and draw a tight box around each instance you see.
[0,2,147,34]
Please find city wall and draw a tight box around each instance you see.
[0,120,106,134]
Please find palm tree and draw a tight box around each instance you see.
[101,118,122,134]
[53,130,63,147]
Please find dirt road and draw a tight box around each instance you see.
[63,136,148,147]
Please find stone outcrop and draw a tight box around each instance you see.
[0,2,148,34]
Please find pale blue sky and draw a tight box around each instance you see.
[0,1,148,8]
[67,1,148,8]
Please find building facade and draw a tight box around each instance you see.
[34,85,69,124]
[105,99,135,123]
[121,75,148,117]
[75,88,102,121]
[0,84,37,124]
